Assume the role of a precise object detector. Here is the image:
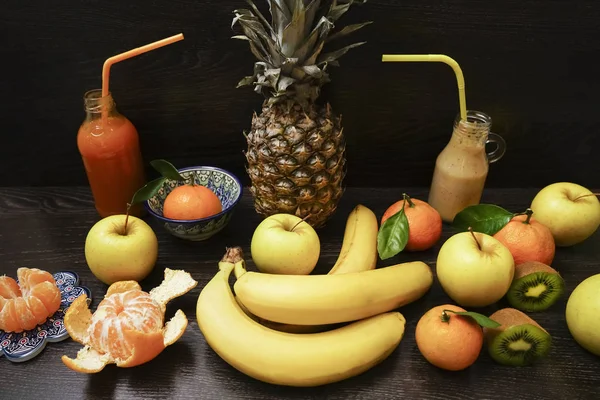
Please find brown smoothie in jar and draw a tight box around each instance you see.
[428,111,501,222]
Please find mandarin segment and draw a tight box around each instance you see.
[0,276,21,298]
[106,280,142,297]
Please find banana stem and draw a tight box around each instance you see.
[221,247,245,264]
[233,261,247,279]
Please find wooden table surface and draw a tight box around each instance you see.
[1,187,598,400]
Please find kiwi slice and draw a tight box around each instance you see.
[484,308,552,366]
[506,261,565,312]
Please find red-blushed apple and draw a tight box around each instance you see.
[436,230,515,307]
[250,214,320,275]
[84,215,158,284]
[530,182,600,247]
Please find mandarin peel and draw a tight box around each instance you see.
[61,268,198,373]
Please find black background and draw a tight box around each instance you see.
[1,0,598,188]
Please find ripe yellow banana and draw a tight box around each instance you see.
[234,295,330,334]
[196,248,406,387]
[240,204,378,333]
[327,204,378,274]
[234,259,433,326]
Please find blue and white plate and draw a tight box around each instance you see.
[0,271,92,363]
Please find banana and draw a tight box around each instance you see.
[241,204,378,333]
[327,204,378,274]
[196,248,406,387]
[234,295,330,334]
[234,258,433,326]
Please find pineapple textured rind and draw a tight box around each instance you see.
[233,0,370,227]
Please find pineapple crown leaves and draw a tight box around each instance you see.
[232,0,372,108]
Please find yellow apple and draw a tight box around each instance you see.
[250,214,320,275]
[84,215,158,285]
[531,182,600,247]
[566,274,600,356]
[436,231,515,307]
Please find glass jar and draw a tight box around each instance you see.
[77,90,146,217]
[427,110,506,222]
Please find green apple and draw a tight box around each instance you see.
[566,274,600,356]
[250,214,320,275]
[436,231,515,307]
[85,215,158,285]
[530,182,600,247]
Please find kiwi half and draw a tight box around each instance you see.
[484,308,552,366]
[506,261,565,312]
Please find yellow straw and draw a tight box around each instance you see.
[381,54,467,120]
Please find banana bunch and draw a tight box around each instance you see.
[237,204,380,333]
[196,247,407,387]
[196,205,434,387]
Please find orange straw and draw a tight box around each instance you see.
[101,33,185,97]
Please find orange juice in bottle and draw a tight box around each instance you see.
[77,89,146,217]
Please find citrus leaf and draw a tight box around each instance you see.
[130,177,167,205]
[452,204,514,235]
[377,206,409,260]
[443,310,501,329]
[150,159,185,181]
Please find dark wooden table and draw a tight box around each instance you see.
[1,187,598,400]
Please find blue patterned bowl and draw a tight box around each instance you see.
[143,166,242,241]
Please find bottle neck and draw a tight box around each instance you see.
[83,89,118,119]
[450,110,491,147]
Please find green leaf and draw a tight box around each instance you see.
[130,177,167,205]
[452,204,514,236]
[150,159,185,181]
[377,205,409,260]
[443,310,501,329]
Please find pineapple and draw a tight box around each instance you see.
[232,0,371,228]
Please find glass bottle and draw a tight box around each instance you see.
[77,89,146,218]
[428,110,506,222]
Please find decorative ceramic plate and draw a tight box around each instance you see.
[0,271,92,363]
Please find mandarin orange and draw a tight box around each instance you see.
[62,268,198,373]
[163,184,222,220]
[381,194,442,251]
[0,268,62,333]
[493,209,555,265]
[415,304,484,371]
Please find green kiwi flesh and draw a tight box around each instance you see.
[488,323,552,366]
[506,271,565,312]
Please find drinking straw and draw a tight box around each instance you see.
[101,33,185,98]
[381,54,467,121]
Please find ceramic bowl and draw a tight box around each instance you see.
[144,166,242,241]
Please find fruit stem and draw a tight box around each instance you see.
[290,214,312,232]
[402,193,415,208]
[573,193,600,201]
[221,247,244,264]
[440,310,451,323]
[523,208,533,224]
[468,227,482,251]
[121,204,131,235]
